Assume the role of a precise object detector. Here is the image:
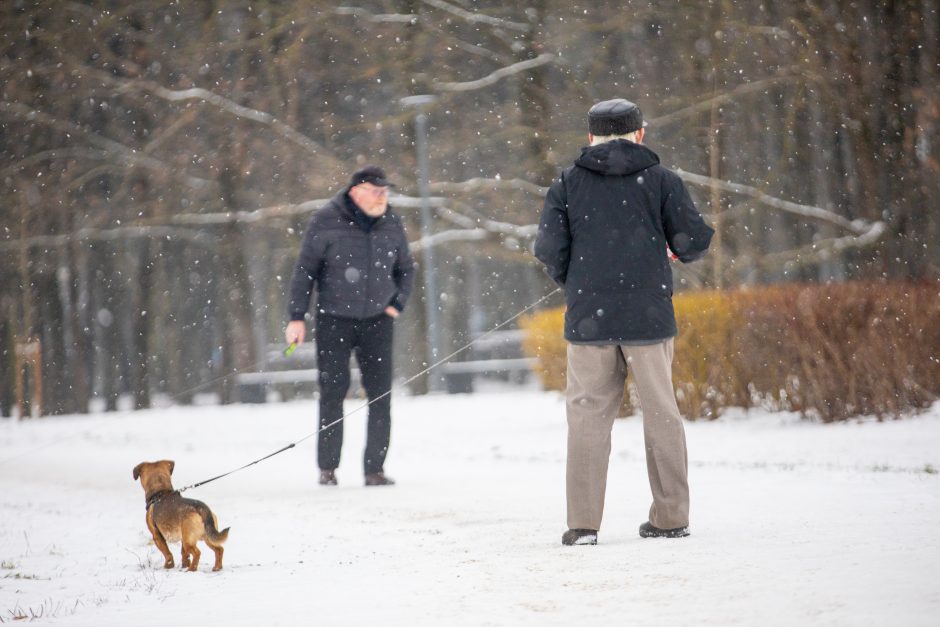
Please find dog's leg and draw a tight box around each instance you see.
[204,510,227,571]
[210,543,224,571]
[180,546,191,569]
[148,513,174,569]
[186,543,201,572]
[181,514,203,572]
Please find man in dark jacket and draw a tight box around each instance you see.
[535,99,714,545]
[285,165,415,487]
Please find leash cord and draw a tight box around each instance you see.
[176,287,561,494]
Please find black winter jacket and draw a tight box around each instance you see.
[288,190,415,321]
[535,140,714,343]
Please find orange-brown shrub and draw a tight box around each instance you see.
[518,307,567,393]
[735,282,940,422]
[521,282,940,422]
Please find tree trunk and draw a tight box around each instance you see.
[128,241,152,410]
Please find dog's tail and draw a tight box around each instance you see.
[207,523,230,545]
[200,505,229,545]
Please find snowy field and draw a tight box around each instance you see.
[1,390,938,626]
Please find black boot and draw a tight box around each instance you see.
[561,529,597,545]
[319,470,338,486]
[639,521,689,538]
[364,472,395,486]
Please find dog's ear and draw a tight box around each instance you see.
[162,460,175,475]
[133,463,143,481]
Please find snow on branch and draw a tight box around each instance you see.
[170,199,332,226]
[409,228,490,253]
[422,20,511,64]
[116,80,334,161]
[4,170,879,265]
[334,6,418,23]
[438,203,537,239]
[173,194,536,253]
[0,147,110,177]
[419,0,530,32]
[430,171,880,242]
[433,53,554,92]
[648,69,802,128]
[756,221,886,269]
[674,168,881,235]
[429,177,549,196]
[390,195,536,252]
[333,5,510,61]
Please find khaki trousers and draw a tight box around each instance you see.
[566,338,689,531]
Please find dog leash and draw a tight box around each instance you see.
[175,287,561,494]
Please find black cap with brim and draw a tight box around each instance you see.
[349,165,396,188]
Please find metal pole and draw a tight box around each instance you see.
[415,111,444,392]
[402,95,444,392]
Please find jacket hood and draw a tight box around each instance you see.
[574,139,660,176]
[333,188,357,220]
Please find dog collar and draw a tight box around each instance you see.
[145,489,176,510]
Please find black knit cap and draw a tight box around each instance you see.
[588,99,646,135]
[349,165,395,188]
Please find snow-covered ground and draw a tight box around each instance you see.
[1,391,938,626]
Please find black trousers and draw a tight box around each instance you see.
[315,313,393,474]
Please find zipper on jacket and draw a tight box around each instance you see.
[364,229,374,318]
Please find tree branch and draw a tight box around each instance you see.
[675,168,878,235]
[436,202,538,240]
[422,170,880,242]
[649,69,803,128]
[0,226,218,253]
[170,199,332,225]
[410,228,489,253]
[114,79,333,160]
[419,0,529,32]
[0,147,110,178]
[2,173,879,269]
[421,20,512,64]
[433,53,554,93]
[429,177,549,196]
[0,101,216,191]
[753,221,887,270]
[334,6,418,23]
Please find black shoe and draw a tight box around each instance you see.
[639,521,690,538]
[364,472,395,486]
[319,470,337,486]
[561,529,597,546]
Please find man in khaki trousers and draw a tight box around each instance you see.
[535,99,714,545]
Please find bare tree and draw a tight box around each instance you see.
[1,0,936,415]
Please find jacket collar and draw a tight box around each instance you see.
[334,188,390,231]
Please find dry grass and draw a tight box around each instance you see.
[521,282,940,422]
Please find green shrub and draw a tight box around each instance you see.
[521,282,940,422]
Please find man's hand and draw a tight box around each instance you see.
[384,306,400,319]
[285,320,306,345]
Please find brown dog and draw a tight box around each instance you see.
[133,460,230,572]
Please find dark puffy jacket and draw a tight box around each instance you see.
[535,139,714,343]
[288,190,415,320]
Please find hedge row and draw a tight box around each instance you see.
[520,282,940,422]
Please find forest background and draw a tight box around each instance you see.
[1,0,937,417]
